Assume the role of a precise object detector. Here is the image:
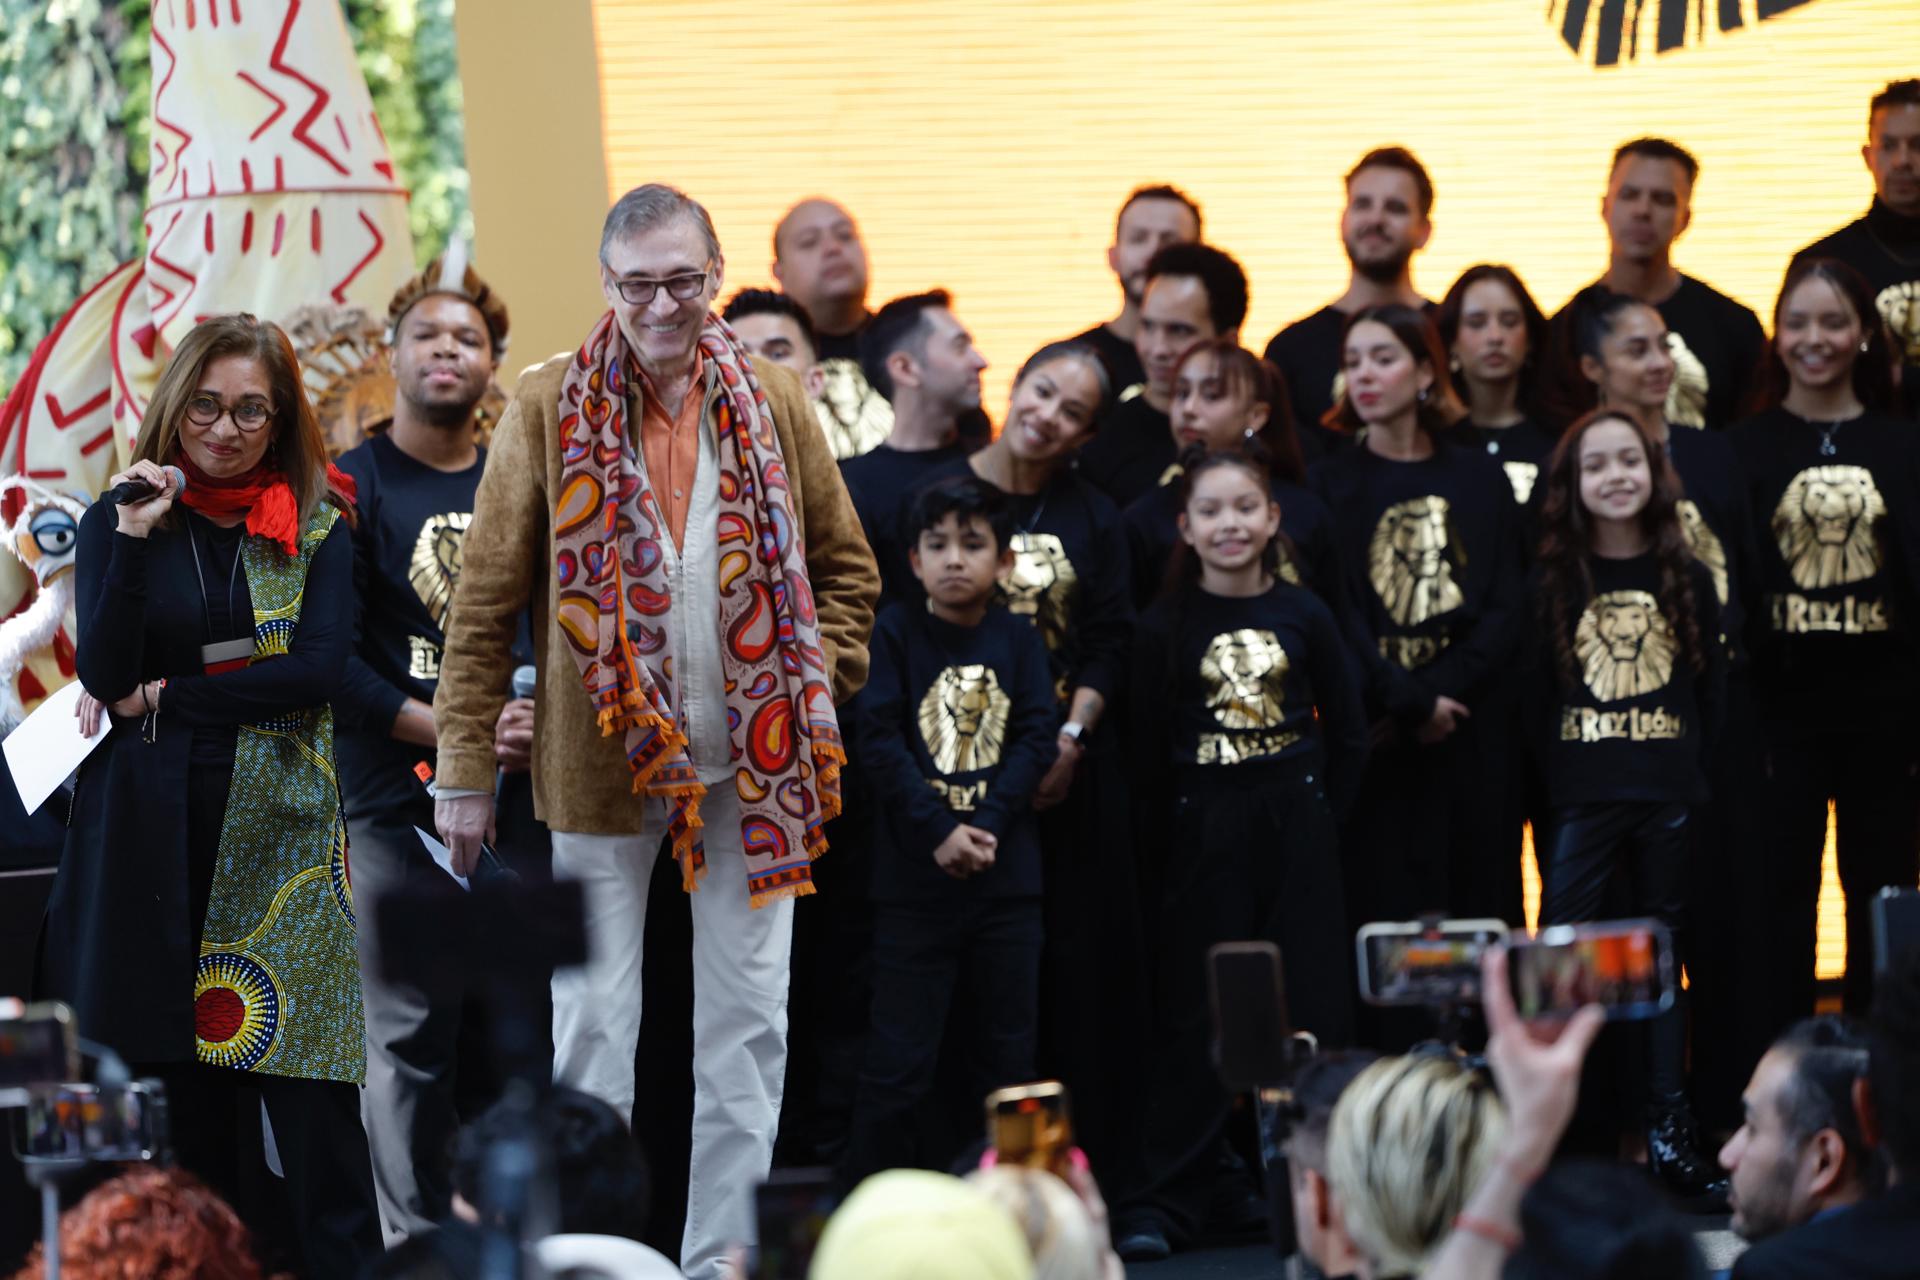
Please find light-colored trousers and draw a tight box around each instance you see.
[551,789,794,1280]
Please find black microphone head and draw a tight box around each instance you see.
[510,665,537,700]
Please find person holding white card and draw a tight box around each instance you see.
[41,313,380,1276]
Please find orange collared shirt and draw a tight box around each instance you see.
[636,351,707,550]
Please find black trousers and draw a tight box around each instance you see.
[1137,763,1352,1239]
[844,896,1042,1184]
[1036,740,1152,1199]
[1755,723,1920,1022]
[1541,800,1690,1100]
[137,1060,381,1278]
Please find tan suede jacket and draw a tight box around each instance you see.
[433,351,879,834]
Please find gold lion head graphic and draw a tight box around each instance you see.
[814,358,893,460]
[918,664,1010,775]
[1677,500,1728,606]
[1772,465,1885,591]
[1199,628,1289,730]
[1368,496,1465,627]
[1576,590,1676,701]
[1877,281,1920,364]
[1663,330,1710,430]
[999,532,1079,655]
[411,512,474,628]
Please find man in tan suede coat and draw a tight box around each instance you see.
[432,184,877,1280]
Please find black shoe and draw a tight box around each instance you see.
[1113,1210,1173,1263]
[1647,1094,1730,1203]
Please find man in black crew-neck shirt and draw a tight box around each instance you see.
[1077,242,1248,509]
[333,256,543,1243]
[844,291,991,612]
[773,197,892,458]
[1068,184,1203,400]
[1262,146,1438,452]
[1545,138,1767,430]
[1793,78,1920,405]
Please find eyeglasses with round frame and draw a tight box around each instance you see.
[609,263,713,307]
[184,394,275,433]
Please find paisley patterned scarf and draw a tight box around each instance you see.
[553,311,841,906]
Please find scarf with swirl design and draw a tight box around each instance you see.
[553,311,841,905]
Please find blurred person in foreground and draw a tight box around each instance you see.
[810,1168,1033,1280]
[1324,1053,1507,1279]
[1717,1017,1882,1270]
[9,1165,266,1280]
[1274,1050,1380,1279]
[967,1163,1122,1280]
[1726,948,1920,1279]
[448,1086,680,1278]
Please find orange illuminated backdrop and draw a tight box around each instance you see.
[587,0,1919,980]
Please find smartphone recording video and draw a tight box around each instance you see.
[1206,941,1293,1091]
[1506,919,1675,1021]
[985,1081,1071,1174]
[1355,919,1509,1007]
[754,1168,836,1280]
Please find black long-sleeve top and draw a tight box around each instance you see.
[51,499,350,1062]
[1121,474,1340,609]
[1533,554,1724,808]
[1310,438,1524,726]
[1456,417,1561,509]
[934,460,1135,708]
[1073,395,1174,510]
[1130,579,1369,816]
[838,439,973,615]
[857,603,1058,901]
[1547,278,1767,430]
[1791,199,1920,367]
[1732,406,1920,730]
[74,501,352,737]
[1666,424,1759,665]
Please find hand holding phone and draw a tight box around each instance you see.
[986,1081,1072,1175]
[1506,919,1674,1022]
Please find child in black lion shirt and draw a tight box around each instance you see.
[843,474,1058,1183]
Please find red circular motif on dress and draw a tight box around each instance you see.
[195,988,244,1043]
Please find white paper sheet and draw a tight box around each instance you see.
[3,681,109,814]
[414,826,471,891]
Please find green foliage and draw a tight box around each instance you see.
[0,0,470,398]
[0,0,142,386]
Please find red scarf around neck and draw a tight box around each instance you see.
[173,454,355,555]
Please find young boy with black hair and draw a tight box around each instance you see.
[842,474,1059,1182]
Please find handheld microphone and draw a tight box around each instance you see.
[105,466,187,507]
[510,665,537,701]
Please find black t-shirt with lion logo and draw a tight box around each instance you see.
[857,603,1058,901]
[1310,439,1525,727]
[1535,553,1723,808]
[1733,406,1920,731]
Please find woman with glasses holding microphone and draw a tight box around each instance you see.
[41,314,379,1274]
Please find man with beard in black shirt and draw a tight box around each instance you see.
[333,255,546,1243]
[1793,79,1920,415]
[773,197,892,458]
[1076,242,1248,509]
[1069,184,1203,398]
[1262,146,1437,452]
[1546,138,1767,430]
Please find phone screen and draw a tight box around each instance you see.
[754,1169,836,1280]
[0,1002,77,1091]
[1507,920,1675,1021]
[986,1082,1071,1171]
[1356,920,1509,1006]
